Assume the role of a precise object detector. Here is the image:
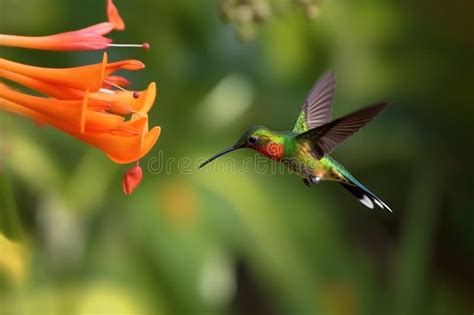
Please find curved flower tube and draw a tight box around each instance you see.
[0,0,126,51]
[0,53,144,92]
[0,23,115,51]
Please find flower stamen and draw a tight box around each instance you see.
[103,79,130,92]
[107,42,150,50]
[102,79,140,99]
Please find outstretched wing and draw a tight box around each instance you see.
[296,102,389,159]
[292,71,336,133]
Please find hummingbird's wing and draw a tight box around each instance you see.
[292,70,336,133]
[296,102,388,159]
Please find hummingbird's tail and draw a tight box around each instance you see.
[339,175,392,212]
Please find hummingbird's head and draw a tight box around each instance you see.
[233,125,270,149]
[199,125,283,168]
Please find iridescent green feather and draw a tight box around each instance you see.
[292,111,309,133]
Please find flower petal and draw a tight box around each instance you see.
[105,126,161,163]
[103,75,130,88]
[107,0,125,30]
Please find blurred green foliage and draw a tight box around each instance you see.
[1,0,473,314]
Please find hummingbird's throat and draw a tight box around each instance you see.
[255,143,284,160]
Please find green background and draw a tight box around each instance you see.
[1,0,473,314]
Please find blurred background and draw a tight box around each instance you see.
[1,0,473,314]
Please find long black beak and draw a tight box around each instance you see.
[199,146,242,168]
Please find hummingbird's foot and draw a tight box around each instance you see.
[303,176,321,187]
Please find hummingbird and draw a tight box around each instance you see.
[199,71,392,212]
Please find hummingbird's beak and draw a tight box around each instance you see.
[199,145,243,168]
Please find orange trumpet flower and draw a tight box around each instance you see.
[0,0,146,51]
[0,84,161,164]
[1,53,155,115]
[0,0,159,194]
[0,53,144,92]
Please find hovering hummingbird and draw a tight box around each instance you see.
[199,71,392,211]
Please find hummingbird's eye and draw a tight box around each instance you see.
[248,136,258,144]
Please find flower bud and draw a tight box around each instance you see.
[122,164,143,195]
